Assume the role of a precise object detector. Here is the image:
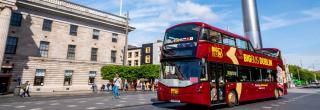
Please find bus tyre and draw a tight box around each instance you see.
[274,89,279,99]
[227,91,238,107]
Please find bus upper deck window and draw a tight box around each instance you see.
[209,30,222,43]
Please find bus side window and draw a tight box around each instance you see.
[251,67,261,82]
[238,66,251,82]
[225,64,238,82]
[209,30,222,43]
[200,28,210,41]
[261,69,271,82]
[222,35,236,47]
[236,39,248,50]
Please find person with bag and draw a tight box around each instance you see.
[20,81,30,97]
[112,73,122,99]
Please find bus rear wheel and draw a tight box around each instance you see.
[274,89,279,99]
[227,91,238,107]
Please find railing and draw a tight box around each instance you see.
[23,0,126,22]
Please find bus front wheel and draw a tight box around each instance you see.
[227,91,238,107]
[274,89,280,99]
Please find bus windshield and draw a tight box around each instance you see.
[162,60,205,82]
[164,24,201,44]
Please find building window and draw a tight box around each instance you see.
[64,70,73,86]
[34,69,45,86]
[134,60,139,66]
[39,41,49,57]
[128,60,132,66]
[69,24,78,36]
[145,55,150,63]
[145,47,151,53]
[67,45,76,60]
[111,50,117,63]
[42,19,53,31]
[5,36,18,54]
[112,33,118,42]
[10,13,22,26]
[93,29,99,39]
[88,71,96,84]
[91,48,98,61]
[128,52,132,58]
[135,52,139,57]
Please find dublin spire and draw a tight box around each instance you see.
[241,0,263,49]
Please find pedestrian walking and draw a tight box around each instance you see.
[100,84,105,92]
[141,82,145,91]
[123,79,128,92]
[112,73,122,99]
[91,82,97,93]
[20,81,30,97]
[106,81,111,92]
[133,80,137,91]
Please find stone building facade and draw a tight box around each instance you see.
[0,0,134,93]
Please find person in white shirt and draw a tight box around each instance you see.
[113,73,122,99]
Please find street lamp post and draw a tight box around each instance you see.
[123,12,129,66]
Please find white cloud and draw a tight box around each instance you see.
[261,7,320,31]
[128,0,222,45]
[176,1,218,21]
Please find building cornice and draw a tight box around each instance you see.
[17,0,135,31]
[0,0,17,10]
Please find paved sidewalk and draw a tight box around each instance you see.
[0,92,161,110]
[0,90,154,98]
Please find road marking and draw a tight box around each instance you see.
[120,101,127,103]
[278,102,286,104]
[86,107,97,109]
[283,100,291,103]
[30,108,42,110]
[67,105,77,107]
[262,106,272,109]
[271,104,279,107]
[96,103,104,105]
[115,104,124,107]
[15,106,26,108]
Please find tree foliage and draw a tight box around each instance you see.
[101,65,160,81]
[289,65,320,83]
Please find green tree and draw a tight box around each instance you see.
[289,65,318,83]
[101,64,160,81]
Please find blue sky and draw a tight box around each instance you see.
[71,0,320,70]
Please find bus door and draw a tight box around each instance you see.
[208,62,226,104]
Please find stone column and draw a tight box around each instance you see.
[0,7,13,72]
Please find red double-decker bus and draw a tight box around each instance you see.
[157,22,287,107]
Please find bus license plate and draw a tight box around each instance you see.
[170,99,180,102]
[171,88,179,95]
